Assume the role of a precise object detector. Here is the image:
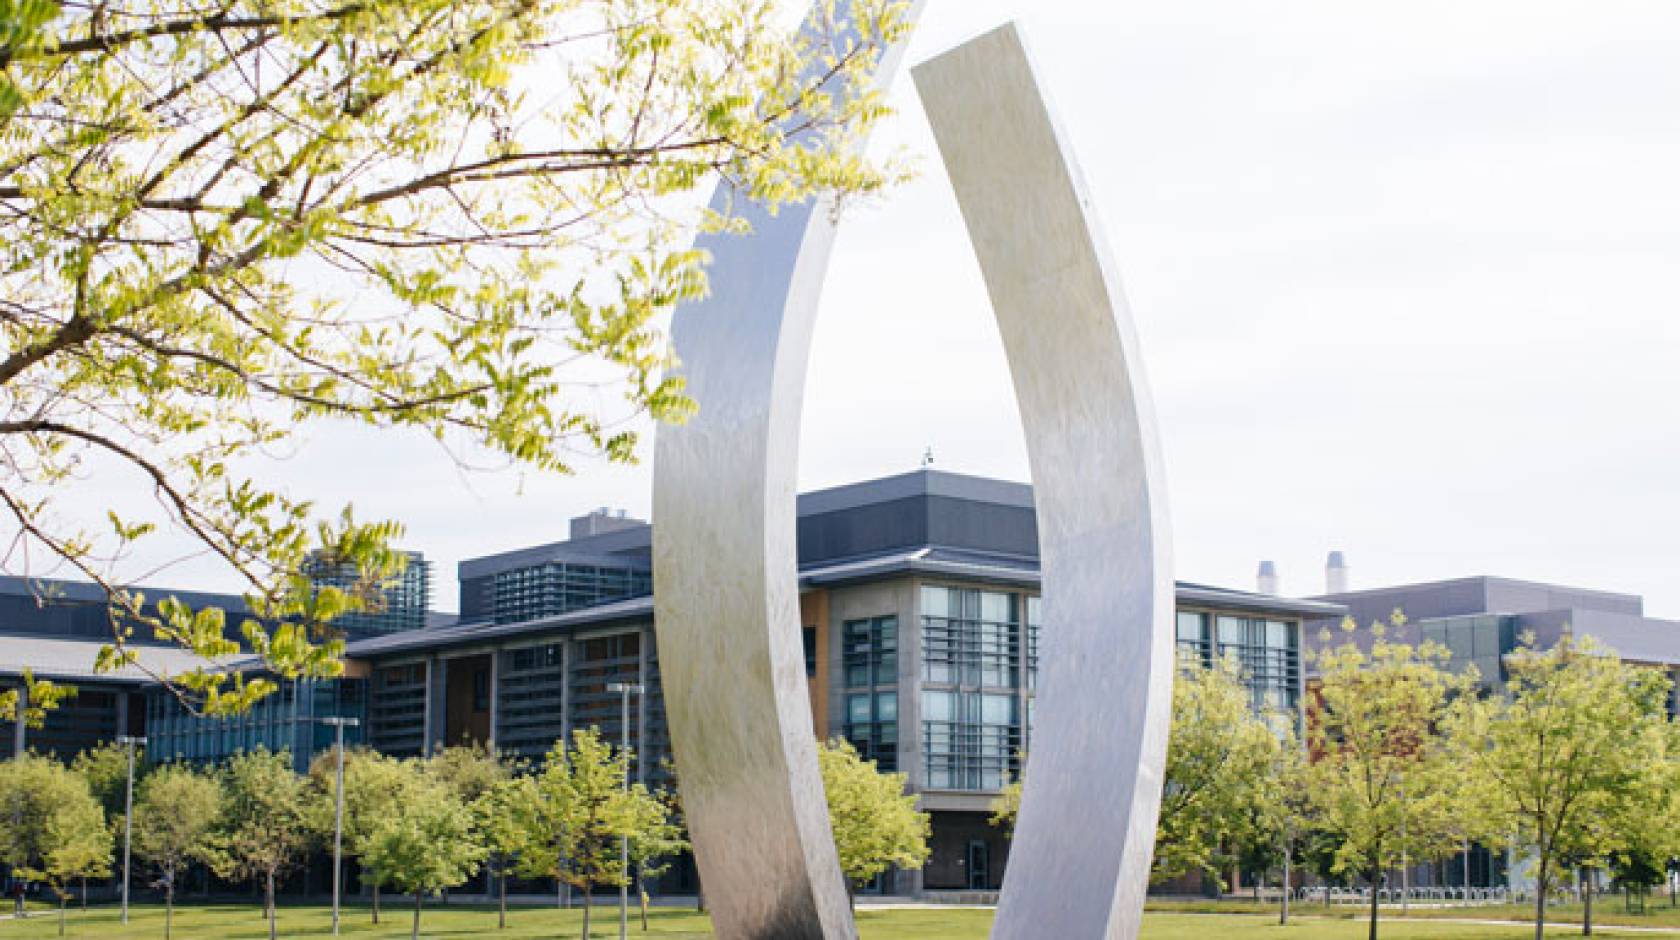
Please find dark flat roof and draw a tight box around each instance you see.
[796,469,1034,516]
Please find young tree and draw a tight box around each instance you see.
[1449,636,1673,940]
[133,764,224,940]
[360,775,486,940]
[818,738,930,904]
[427,743,510,905]
[22,785,112,937]
[70,740,139,822]
[626,783,687,931]
[0,0,919,717]
[306,747,420,925]
[214,748,320,940]
[429,742,509,805]
[989,774,1022,837]
[1152,657,1286,889]
[514,728,673,940]
[0,754,72,911]
[473,774,539,929]
[1307,616,1472,940]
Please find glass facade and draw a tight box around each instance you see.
[304,551,431,637]
[1418,614,1514,690]
[841,616,898,771]
[491,563,651,625]
[1176,610,1301,713]
[920,587,1023,791]
[367,663,427,756]
[496,643,567,761]
[147,678,365,771]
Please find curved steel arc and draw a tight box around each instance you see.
[915,24,1174,940]
[654,11,1172,940]
[651,3,927,939]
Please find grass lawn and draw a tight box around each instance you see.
[1151,897,1680,931]
[1,904,1676,940]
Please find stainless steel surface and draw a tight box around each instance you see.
[915,25,1173,940]
[654,11,1171,940]
[651,3,925,937]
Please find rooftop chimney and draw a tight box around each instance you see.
[1326,550,1350,595]
[1257,560,1279,596]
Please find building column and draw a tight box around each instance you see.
[901,580,924,791]
[487,650,500,751]
[559,639,573,745]
[420,656,435,756]
[637,625,651,784]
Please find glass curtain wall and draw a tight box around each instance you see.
[841,616,898,770]
[920,587,1021,790]
[1177,611,1300,714]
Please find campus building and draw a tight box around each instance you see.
[344,469,1338,896]
[1307,572,1680,706]
[1300,568,1680,889]
[0,471,1336,897]
[0,556,433,769]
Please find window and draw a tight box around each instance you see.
[1183,612,1302,716]
[842,616,899,771]
[921,586,1025,792]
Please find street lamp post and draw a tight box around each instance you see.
[115,735,146,925]
[605,682,644,940]
[318,717,360,936]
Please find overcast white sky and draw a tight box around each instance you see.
[117,1,1680,617]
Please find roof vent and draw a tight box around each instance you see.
[1326,551,1350,594]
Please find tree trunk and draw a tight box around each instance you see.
[581,886,592,940]
[1369,865,1381,940]
[1582,866,1593,937]
[267,869,278,940]
[639,877,649,932]
[79,877,86,911]
[498,864,507,929]
[412,890,423,940]
[165,882,175,940]
[373,883,381,924]
[58,896,65,937]
[1536,855,1550,940]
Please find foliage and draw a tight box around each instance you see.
[428,741,510,804]
[818,738,929,892]
[0,671,75,733]
[1448,635,1673,939]
[306,746,422,923]
[989,774,1021,837]
[0,0,917,717]
[70,740,141,821]
[1152,656,1289,887]
[512,728,674,939]
[472,773,540,928]
[1306,614,1474,940]
[0,754,91,878]
[20,780,110,934]
[212,749,320,937]
[360,772,486,940]
[132,763,223,939]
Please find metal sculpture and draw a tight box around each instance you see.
[652,11,1173,940]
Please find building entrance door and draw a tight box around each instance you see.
[967,840,990,890]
